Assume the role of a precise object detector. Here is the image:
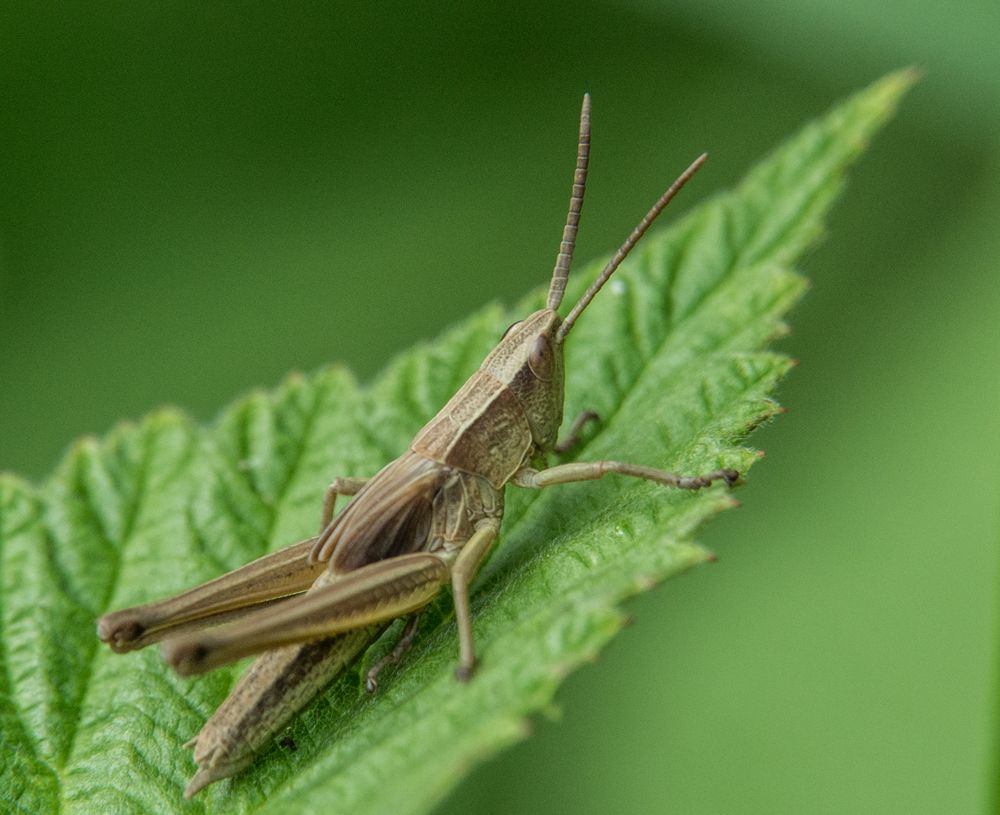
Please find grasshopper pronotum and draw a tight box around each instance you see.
[97,95,738,797]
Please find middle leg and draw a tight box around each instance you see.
[364,612,423,693]
[450,520,501,681]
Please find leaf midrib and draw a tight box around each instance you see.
[56,428,160,808]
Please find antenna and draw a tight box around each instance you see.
[555,152,707,343]
[546,93,591,311]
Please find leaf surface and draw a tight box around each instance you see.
[0,71,914,814]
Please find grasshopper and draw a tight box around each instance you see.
[96,95,738,798]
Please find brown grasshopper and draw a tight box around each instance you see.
[96,94,738,798]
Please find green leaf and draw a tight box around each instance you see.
[0,70,913,814]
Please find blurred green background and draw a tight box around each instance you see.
[1,3,997,813]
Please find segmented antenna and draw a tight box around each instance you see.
[546,93,591,311]
[555,152,708,343]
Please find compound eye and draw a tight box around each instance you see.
[528,334,553,380]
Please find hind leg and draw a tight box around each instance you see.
[97,536,324,652]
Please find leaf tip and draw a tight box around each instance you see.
[844,68,920,144]
[871,66,922,110]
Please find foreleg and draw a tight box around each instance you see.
[554,410,600,454]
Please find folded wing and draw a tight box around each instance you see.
[310,452,446,571]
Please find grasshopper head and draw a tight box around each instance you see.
[481,308,565,450]
[480,96,706,453]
